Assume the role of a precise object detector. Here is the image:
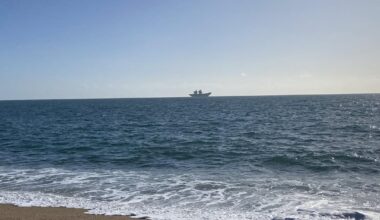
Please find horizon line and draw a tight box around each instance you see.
[0,92,379,102]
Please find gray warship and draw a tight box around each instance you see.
[189,90,211,97]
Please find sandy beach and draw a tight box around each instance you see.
[0,204,140,220]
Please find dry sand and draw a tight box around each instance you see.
[0,204,145,220]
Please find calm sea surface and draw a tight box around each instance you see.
[0,95,379,220]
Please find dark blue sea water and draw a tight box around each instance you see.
[0,95,379,220]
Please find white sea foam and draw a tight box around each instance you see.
[1,190,379,220]
[0,167,379,220]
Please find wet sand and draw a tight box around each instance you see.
[0,204,142,220]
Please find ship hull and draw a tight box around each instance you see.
[189,92,211,97]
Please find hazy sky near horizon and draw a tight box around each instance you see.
[1,0,380,99]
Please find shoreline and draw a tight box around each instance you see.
[0,204,144,220]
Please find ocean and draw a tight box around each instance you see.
[0,95,379,220]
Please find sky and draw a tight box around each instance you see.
[0,0,380,100]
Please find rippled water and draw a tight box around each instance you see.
[0,95,379,219]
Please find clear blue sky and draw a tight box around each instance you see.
[1,0,379,99]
